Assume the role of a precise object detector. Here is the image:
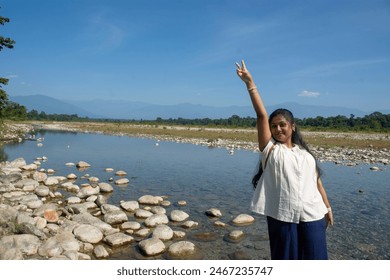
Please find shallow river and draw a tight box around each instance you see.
[3,130,389,260]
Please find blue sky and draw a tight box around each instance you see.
[1,0,389,112]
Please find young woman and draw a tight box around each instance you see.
[236,60,333,260]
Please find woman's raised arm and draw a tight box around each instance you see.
[236,60,271,150]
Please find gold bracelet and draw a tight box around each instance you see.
[247,86,257,92]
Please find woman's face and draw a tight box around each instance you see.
[270,114,295,146]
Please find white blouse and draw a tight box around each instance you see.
[251,139,328,223]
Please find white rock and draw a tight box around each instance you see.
[134,228,151,237]
[232,214,255,225]
[103,233,133,247]
[72,213,113,235]
[94,245,110,259]
[0,234,41,258]
[145,214,169,227]
[35,185,50,197]
[121,221,141,231]
[115,178,129,185]
[151,206,166,215]
[99,182,113,193]
[66,196,82,204]
[206,208,222,217]
[8,158,27,168]
[120,200,139,212]
[177,200,187,206]
[229,230,244,240]
[152,224,173,241]
[33,172,48,183]
[76,161,91,168]
[214,221,227,227]
[181,221,198,229]
[21,164,38,171]
[134,209,153,219]
[138,195,163,205]
[34,216,47,230]
[168,241,196,257]
[44,177,59,186]
[73,224,104,244]
[170,210,189,222]
[89,176,100,183]
[103,210,128,225]
[77,185,100,199]
[101,204,121,214]
[67,173,77,180]
[138,238,166,256]
[173,231,186,238]
[160,200,171,207]
[115,170,127,176]
[27,199,44,209]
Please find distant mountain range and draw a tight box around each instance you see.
[9,94,389,120]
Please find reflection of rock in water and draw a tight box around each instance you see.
[228,250,252,260]
[189,231,220,242]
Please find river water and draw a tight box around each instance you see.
[2,130,390,260]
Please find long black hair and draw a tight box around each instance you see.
[252,108,321,188]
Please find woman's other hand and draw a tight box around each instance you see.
[326,208,334,229]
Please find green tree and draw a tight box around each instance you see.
[1,10,16,119]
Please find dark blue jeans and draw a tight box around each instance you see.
[267,216,328,260]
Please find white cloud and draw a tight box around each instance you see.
[298,90,320,97]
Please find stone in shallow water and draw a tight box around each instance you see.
[152,224,173,241]
[231,214,254,225]
[99,182,114,193]
[229,230,244,240]
[138,238,166,256]
[205,208,222,217]
[134,209,153,219]
[181,220,198,229]
[144,214,169,227]
[121,221,141,231]
[138,195,163,205]
[94,245,110,259]
[115,178,129,185]
[168,241,196,257]
[170,210,189,222]
[104,232,133,247]
[120,200,139,212]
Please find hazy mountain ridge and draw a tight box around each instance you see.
[9,94,389,120]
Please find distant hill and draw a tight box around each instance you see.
[9,95,103,118]
[9,94,388,120]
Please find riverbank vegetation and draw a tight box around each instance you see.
[21,110,390,133]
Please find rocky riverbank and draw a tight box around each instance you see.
[0,158,254,260]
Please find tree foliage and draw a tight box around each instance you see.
[1,10,16,120]
[24,110,390,132]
